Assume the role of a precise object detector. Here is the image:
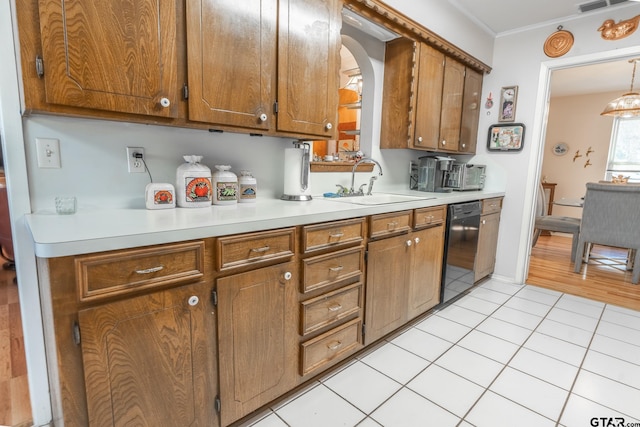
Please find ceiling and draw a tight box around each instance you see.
[445,0,640,96]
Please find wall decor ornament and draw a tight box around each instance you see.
[598,15,640,40]
[487,123,525,152]
[498,86,518,122]
[552,142,569,156]
[544,26,574,58]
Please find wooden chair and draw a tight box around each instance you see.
[532,181,581,261]
[573,182,640,284]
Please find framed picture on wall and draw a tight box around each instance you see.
[487,123,525,151]
[498,86,518,122]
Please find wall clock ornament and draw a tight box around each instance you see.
[544,26,574,58]
[498,86,518,122]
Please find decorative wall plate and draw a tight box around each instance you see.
[552,142,569,156]
[544,27,574,58]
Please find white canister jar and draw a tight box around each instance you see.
[212,165,238,205]
[145,183,175,210]
[238,170,257,203]
[176,155,212,208]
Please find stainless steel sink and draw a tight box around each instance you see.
[323,193,434,205]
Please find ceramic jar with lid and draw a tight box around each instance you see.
[176,155,212,208]
[212,165,238,205]
[238,170,257,203]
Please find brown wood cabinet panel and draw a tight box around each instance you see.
[364,234,411,344]
[438,57,465,151]
[475,211,501,282]
[459,67,483,153]
[300,318,362,376]
[216,227,295,271]
[186,0,276,130]
[414,205,447,229]
[36,0,179,117]
[379,38,416,150]
[217,262,298,426]
[75,241,205,302]
[481,197,503,215]
[78,281,217,427]
[302,217,365,253]
[413,43,445,150]
[369,210,412,239]
[300,282,363,336]
[276,0,340,137]
[407,226,444,320]
[301,246,364,294]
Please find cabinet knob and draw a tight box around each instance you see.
[283,271,292,281]
[159,97,171,108]
[461,143,466,148]
[325,123,333,130]
[188,296,199,306]
[414,237,420,244]
[258,113,268,122]
[417,136,423,143]
[406,240,412,247]
[441,140,446,146]
[482,219,486,225]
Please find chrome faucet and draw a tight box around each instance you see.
[350,158,383,195]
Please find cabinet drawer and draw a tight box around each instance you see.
[300,282,363,336]
[216,228,295,271]
[301,246,364,293]
[414,205,447,229]
[300,318,363,376]
[369,210,412,238]
[302,218,365,253]
[482,197,503,215]
[75,241,205,302]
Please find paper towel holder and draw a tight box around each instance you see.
[281,141,313,201]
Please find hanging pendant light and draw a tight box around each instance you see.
[601,58,640,117]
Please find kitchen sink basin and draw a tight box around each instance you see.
[323,193,435,205]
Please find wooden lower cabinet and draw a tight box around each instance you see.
[364,223,444,344]
[216,261,298,426]
[474,198,503,282]
[78,281,218,427]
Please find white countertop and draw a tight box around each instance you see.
[26,190,505,258]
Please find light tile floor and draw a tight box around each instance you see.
[245,279,640,427]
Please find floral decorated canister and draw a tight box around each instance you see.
[176,155,212,208]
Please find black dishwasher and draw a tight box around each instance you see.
[440,201,482,304]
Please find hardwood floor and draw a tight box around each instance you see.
[527,234,640,311]
[0,258,32,427]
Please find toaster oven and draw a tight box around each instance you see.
[445,163,486,191]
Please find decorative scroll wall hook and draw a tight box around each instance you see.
[573,150,582,162]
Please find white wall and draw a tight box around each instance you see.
[542,91,619,218]
[477,3,640,283]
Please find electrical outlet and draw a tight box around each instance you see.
[126,147,145,173]
[36,137,61,168]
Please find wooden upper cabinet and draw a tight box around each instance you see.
[438,57,465,151]
[459,67,483,153]
[277,0,341,137]
[186,0,276,130]
[413,43,445,150]
[36,0,179,118]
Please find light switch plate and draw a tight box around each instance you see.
[36,137,61,168]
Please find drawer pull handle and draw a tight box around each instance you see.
[387,221,398,229]
[329,265,344,272]
[329,232,344,238]
[328,303,343,312]
[135,266,164,274]
[327,340,342,351]
[250,246,271,253]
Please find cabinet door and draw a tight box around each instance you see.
[413,43,444,150]
[438,58,465,151]
[186,0,276,130]
[217,262,298,426]
[459,67,483,153]
[277,0,340,137]
[475,212,501,282]
[364,234,411,344]
[78,282,217,427]
[407,226,445,320]
[37,0,179,117]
